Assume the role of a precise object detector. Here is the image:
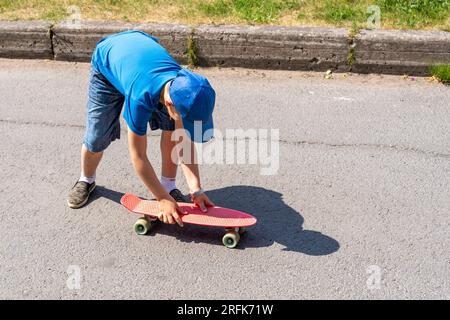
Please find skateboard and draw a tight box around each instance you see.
[121,193,257,248]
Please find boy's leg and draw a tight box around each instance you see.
[67,145,101,209]
[160,130,178,179]
[67,67,124,208]
[81,144,103,179]
[151,103,191,202]
[160,130,180,194]
[160,130,190,202]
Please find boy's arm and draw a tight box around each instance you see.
[180,141,215,211]
[127,128,184,226]
[179,140,201,192]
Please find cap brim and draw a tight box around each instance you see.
[182,116,214,143]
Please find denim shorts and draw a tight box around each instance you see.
[83,67,175,153]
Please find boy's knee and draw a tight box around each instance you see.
[83,140,108,154]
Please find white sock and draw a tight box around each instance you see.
[161,176,176,193]
[79,173,95,184]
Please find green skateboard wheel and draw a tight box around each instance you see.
[134,217,151,235]
[222,231,240,249]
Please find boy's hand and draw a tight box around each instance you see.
[158,197,185,227]
[193,193,215,212]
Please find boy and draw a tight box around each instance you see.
[67,30,215,227]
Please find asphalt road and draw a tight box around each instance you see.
[0,59,448,299]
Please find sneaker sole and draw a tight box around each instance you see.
[67,184,96,209]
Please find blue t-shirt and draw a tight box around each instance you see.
[91,30,181,135]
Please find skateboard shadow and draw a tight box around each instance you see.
[92,185,339,256]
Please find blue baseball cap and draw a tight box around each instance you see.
[169,68,215,143]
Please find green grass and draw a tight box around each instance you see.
[311,0,449,29]
[199,0,302,23]
[314,0,365,25]
[0,0,448,30]
[376,0,450,28]
[429,64,450,83]
[347,21,359,68]
[187,32,198,68]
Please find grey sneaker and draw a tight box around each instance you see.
[169,188,191,203]
[67,181,96,208]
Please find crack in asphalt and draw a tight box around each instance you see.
[278,138,450,159]
[0,118,85,129]
[1,118,449,159]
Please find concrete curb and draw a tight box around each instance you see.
[52,21,190,63]
[0,21,53,59]
[1,20,449,75]
[194,25,349,71]
[353,29,450,75]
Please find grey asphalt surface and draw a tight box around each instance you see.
[0,59,448,299]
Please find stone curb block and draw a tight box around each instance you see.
[0,21,53,59]
[1,20,450,75]
[52,21,190,63]
[194,25,349,71]
[353,29,450,75]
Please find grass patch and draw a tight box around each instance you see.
[376,0,450,29]
[347,21,359,69]
[429,64,450,84]
[0,0,448,30]
[199,0,302,24]
[314,0,366,25]
[187,32,198,68]
[347,46,355,68]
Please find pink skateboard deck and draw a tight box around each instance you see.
[121,193,257,248]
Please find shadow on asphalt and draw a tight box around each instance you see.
[91,185,339,256]
[89,185,124,205]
